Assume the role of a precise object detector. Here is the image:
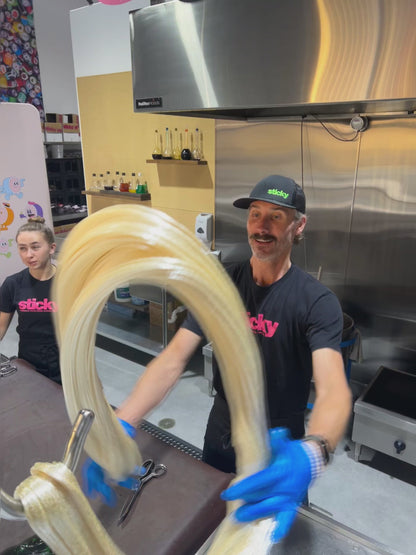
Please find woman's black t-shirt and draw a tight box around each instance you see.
[0,268,60,383]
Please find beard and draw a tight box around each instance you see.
[248,233,293,262]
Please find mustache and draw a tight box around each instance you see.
[249,233,275,241]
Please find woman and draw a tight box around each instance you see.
[0,217,61,384]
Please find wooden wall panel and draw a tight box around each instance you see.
[76,71,215,234]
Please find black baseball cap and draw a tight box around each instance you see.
[233,175,306,213]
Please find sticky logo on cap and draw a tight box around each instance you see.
[267,188,289,200]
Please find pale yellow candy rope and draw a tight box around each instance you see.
[14,462,122,555]
[16,203,273,553]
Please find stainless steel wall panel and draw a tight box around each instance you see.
[345,119,416,299]
[342,118,416,378]
[215,119,358,290]
[215,117,416,381]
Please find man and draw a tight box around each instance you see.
[84,175,352,542]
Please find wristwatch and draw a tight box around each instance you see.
[302,435,332,465]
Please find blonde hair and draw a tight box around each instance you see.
[16,217,55,245]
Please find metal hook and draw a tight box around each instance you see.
[0,409,94,521]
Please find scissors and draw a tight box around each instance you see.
[117,458,167,526]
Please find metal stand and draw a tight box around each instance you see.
[0,409,94,521]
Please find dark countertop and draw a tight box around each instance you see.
[0,360,231,555]
[1,361,399,555]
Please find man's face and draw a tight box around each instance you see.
[246,201,306,262]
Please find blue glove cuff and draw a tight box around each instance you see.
[118,417,136,438]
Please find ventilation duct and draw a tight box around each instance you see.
[130,0,416,120]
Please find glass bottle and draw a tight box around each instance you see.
[98,173,104,190]
[114,170,120,190]
[181,128,192,160]
[162,127,172,159]
[199,130,205,161]
[90,173,98,191]
[172,127,181,160]
[136,172,148,194]
[129,172,136,193]
[192,128,201,161]
[120,172,129,192]
[105,170,112,189]
[152,129,162,159]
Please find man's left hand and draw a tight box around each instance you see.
[221,428,318,543]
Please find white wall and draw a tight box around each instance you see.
[33,0,149,114]
[70,0,149,78]
[33,0,87,114]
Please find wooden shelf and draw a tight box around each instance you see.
[82,190,151,200]
[146,158,207,166]
[46,156,82,160]
[44,141,81,146]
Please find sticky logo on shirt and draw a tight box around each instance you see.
[18,298,58,312]
[248,312,279,338]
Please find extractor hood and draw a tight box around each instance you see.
[130,0,416,120]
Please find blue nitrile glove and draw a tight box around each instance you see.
[221,428,322,543]
[82,417,137,506]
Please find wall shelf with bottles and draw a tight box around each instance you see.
[82,190,151,200]
[44,141,81,146]
[146,159,207,166]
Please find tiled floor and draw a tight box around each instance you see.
[2,315,415,555]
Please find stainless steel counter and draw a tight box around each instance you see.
[198,504,400,555]
[271,505,400,554]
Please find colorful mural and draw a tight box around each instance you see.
[0,0,44,120]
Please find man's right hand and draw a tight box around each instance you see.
[81,418,137,506]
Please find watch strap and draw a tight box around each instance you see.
[302,435,332,465]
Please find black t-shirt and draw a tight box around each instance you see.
[0,268,60,383]
[182,261,342,425]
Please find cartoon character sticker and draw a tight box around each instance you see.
[19,200,43,220]
[0,237,13,258]
[0,175,25,200]
[0,202,14,231]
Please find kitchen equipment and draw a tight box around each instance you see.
[352,366,416,465]
[1,408,94,520]
[117,459,167,527]
[130,0,416,120]
[195,213,213,248]
[0,354,17,377]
